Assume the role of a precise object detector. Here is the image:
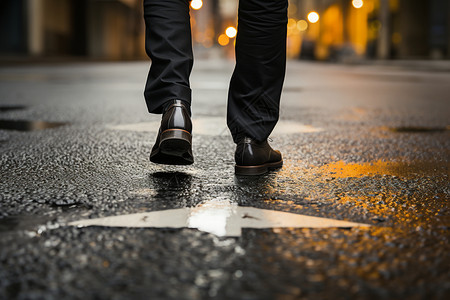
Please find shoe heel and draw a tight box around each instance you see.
[159,129,192,156]
[235,165,268,176]
[160,129,191,143]
[235,160,283,176]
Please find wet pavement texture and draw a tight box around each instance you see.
[0,59,449,299]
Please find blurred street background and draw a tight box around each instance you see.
[1,0,449,62]
[0,1,449,299]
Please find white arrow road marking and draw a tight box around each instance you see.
[69,199,370,237]
[108,118,322,136]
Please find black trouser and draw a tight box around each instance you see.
[143,0,288,143]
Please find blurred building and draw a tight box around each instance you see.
[1,0,448,61]
[0,0,145,60]
[288,0,450,60]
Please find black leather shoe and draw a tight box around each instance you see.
[150,100,193,165]
[235,137,283,175]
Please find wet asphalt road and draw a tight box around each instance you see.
[0,58,449,299]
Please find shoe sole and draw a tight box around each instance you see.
[235,160,283,176]
[150,129,193,165]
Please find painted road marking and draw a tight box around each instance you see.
[70,198,369,237]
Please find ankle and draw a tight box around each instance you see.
[163,99,191,115]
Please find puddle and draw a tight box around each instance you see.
[0,105,26,112]
[0,120,67,131]
[388,126,449,133]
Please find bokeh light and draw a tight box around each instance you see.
[218,34,229,46]
[352,0,364,9]
[190,0,203,10]
[225,26,237,38]
[297,20,308,31]
[288,18,297,30]
[307,12,320,23]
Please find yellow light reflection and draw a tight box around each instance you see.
[190,0,203,10]
[274,158,448,231]
[288,18,297,30]
[307,12,320,23]
[225,26,237,38]
[352,0,364,9]
[297,20,308,31]
[218,34,229,46]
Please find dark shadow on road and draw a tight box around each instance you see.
[0,120,67,131]
[232,173,281,204]
[0,105,27,112]
[148,171,194,207]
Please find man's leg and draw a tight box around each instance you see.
[143,0,193,114]
[227,0,288,143]
[144,0,194,165]
[228,0,288,175]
